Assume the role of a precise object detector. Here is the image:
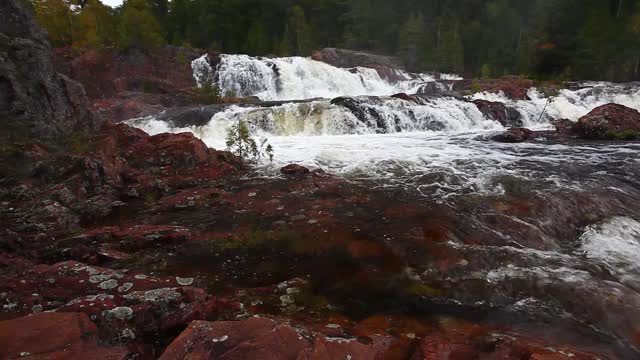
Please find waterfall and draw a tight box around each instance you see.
[146,55,640,149]
[472,82,640,123]
[192,54,444,101]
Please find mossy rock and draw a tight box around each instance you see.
[404,281,443,297]
[606,130,640,140]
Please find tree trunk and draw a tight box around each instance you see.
[617,0,624,18]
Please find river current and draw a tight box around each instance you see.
[127,53,640,356]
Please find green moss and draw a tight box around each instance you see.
[606,130,640,140]
[176,52,188,66]
[292,289,329,309]
[144,191,159,206]
[404,281,443,297]
[208,228,272,252]
[191,79,221,104]
[539,87,560,98]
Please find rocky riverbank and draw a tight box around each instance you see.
[2,122,636,358]
[2,0,640,359]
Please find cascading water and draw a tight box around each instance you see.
[134,55,640,354]
[134,56,640,196]
[473,82,640,123]
[192,54,442,101]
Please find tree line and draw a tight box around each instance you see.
[28,0,640,81]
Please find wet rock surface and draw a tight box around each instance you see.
[576,103,640,140]
[3,5,640,358]
[473,99,523,127]
[2,120,639,357]
[491,128,535,143]
[281,164,311,176]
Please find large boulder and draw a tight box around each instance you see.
[491,127,534,143]
[575,103,640,140]
[280,164,310,176]
[0,312,129,359]
[159,317,394,360]
[0,0,100,142]
[473,99,523,127]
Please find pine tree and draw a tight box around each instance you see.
[245,19,269,56]
[284,5,312,56]
[398,14,429,71]
[73,0,116,50]
[225,120,273,164]
[436,16,465,74]
[167,0,189,45]
[33,0,74,47]
[117,0,165,51]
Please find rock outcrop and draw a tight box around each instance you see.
[0,312,130,359]
[54,46,208,122]
[473,99,523,127]
[280,163,310,176]
[453,77,537,100]
[312,48,404,70]
[0,0,100,142]
[491,127,534,143]
[575,103,640,140]
[312,48,410,83]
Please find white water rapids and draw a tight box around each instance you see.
[129,54,640,353]
[192,54,452,101]
[130,54,640,196]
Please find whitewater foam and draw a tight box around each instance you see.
[579,217,640,278]
[192,54,439,101]
[473,83,640,122]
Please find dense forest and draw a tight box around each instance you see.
[28,0,640,81]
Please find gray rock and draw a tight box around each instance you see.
[0,0,101,142]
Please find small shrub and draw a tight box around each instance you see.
[191,78,221,104]
[540,87,560,98]
[225,119,273,163]
[176,52,188,66]
[480,63,491,79]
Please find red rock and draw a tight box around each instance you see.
[281,164,310,176]
[473,99,522,127]
[160,317,395,360]
[491,127,534,143]
[392,93,416,102]
[0,312,129,359]
[551,118,576,135]
[0,260,213,342]
[127,132,210,169]
[65,224,191,252]
[410,335,475,360]
[304,335,394,359]
[159,317,308,360]
[576,103,640,140]
[454,77,536,100]
[56,46,202,99]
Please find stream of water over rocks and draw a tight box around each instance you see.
[124,54,640,357]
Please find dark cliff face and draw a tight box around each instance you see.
[0,0,101,142]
